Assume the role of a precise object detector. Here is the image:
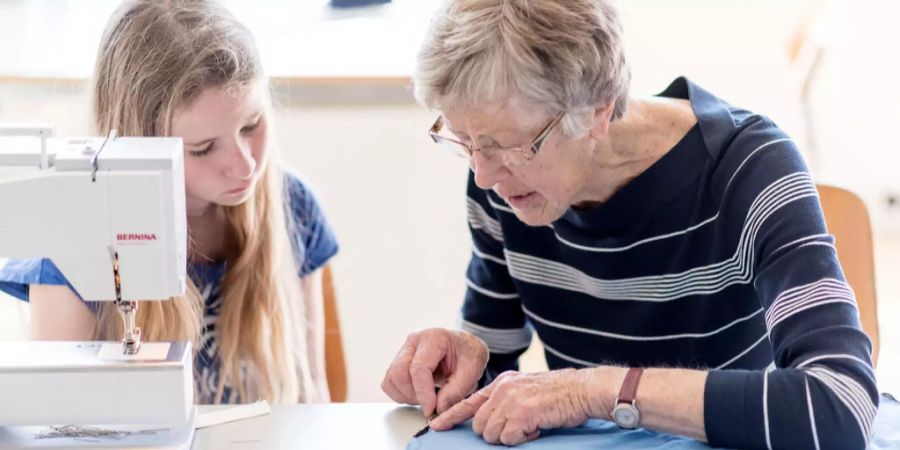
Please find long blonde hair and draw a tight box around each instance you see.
[89,0,316,404]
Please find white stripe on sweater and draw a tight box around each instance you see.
[522,305,764,342]
[540,332,771,371]
[769,233,831,257]
[465,278,519,300]
[805,365,875,444]
[481,138,795,254]
[542,342,600,367]
[503,173,818,301]
[714,333,769,369]
[765,278,855,330]
[467,198,504,242]
[764,371,773,450]
[806,377,821,450]
[460,320,532,353]
[797,354,873,371]
[797,241,836,251]
[546,214,720,253]
[472,244,508,266]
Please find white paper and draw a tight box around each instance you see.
[194,401,271,429]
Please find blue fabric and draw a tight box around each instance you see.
[408,419,728,449]
[0,170,339,404]
[871,394,900,449]
[407,394,900,450]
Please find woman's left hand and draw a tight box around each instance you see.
[428,369,604,446]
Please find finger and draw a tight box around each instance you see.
[471,390,498,435]
[435,368,477,414]
[388,360,418,404]
[481,409,507,444]
[430,388,491,431]
[409,339,444,416]
[393,369,418,404]
[384,377,415,405]
[500,423,528,447]
[380,375,404,403]
[507,416,541,447]
[383,343,418,403]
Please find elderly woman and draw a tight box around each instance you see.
[381,1,877,449]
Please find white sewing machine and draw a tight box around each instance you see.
[0,125,195,447]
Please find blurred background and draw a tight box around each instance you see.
[1,0,897,401]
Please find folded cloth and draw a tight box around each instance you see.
[872,393,900,450]
[408,393,900,450]
[407,419,727,450]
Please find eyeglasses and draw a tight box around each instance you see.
[428,111,565,167]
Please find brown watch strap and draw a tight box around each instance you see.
[616,367,644,405]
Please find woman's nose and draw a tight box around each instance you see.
[224,141,256,180]
[470,150,508,190]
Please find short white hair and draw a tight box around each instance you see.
[414,0,631,137]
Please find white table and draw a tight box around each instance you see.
[192,403,427,450]
[195,399,900,450]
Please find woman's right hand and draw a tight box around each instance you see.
[381,328,489,417]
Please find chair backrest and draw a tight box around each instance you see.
[817,184,880,366]
[322,265,348,402]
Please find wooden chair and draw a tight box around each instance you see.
[817,185,880,366]
[322,265,348,401]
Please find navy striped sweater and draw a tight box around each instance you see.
[461,77,878,450]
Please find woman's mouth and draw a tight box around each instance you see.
[507,192,539,209]
[224,183,253,196]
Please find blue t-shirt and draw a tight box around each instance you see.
[0,170,339,404]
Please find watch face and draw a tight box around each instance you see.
[612,404,640,429]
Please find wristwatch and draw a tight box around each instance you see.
[611,367,644,429]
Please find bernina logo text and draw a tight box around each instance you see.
[117,233,158,241]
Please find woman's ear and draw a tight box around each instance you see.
[588,102,616,140]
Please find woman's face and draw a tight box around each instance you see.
[171,82,268,215]
[441,97,597,226]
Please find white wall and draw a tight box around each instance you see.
[274,105,474,400]
[804,0,900,235]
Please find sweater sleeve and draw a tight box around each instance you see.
[704,121,878,450]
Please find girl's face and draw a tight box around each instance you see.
[171,82,268,215]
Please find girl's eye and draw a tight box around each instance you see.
[241,120,261,134]
[189,143,213,157]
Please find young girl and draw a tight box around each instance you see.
[0,0,338,404]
